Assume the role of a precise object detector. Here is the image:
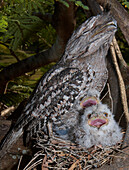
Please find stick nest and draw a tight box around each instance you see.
[23,131,123,170]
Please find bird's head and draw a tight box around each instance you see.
[75,89,100,111]
[84,103,112,129]
[80,96,99,108]
[80,89,100,108]
[64,12,117,62]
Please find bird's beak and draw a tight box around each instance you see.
[88,116,109,128]
[91,21,117,38]
[80,96,99,108]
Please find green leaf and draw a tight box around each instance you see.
[0,16,8,33]
[75,1,83,6]
[75,1,89,10]
[58,0,69,7]
[82,5,89,10]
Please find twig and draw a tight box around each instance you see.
[118,112,125,125]
[47,121,53,137]
[24,132,123,169]
[109,155,125,158]
[38,34,52,48]
[25,159,43,170]
[113,37,127,68]
[1,106,15,117]
[113,148,129,156]
[100,90,109,102]
[23,153,44,170]
[68,159,79,170]
[107,83,113,113]
[17,155,23,170]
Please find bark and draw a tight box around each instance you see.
[96,0,129,45]
[110,42,129,123]
[113,38,129,108]
[0,1,76,94]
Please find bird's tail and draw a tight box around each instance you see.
[0,127,23,159]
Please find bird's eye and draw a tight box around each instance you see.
[104,112,108,117]
[79,97,83,101]
[88,114,92,119]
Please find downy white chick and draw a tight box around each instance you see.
[73,103,123,148]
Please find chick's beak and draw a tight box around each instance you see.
[80,96,99,108]
[88,116,108,128]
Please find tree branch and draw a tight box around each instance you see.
[113,36,129,120]
[0,37,67,94]
[110,40,129,123]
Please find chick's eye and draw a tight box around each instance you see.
[79,97,83,101]
[88,114,91,119]
[104,112,108,117]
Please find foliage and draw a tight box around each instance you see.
[57,0,89,10]
[0,0,88,107]
[0,91,30,107]
[0,0,88,52]
[0,81,33,106]
[0,75,33,106]
[40,62,56,74]
[0,0,55,51]
[0,16,8,35]
[37,24,56,50]
[119,0,129,9]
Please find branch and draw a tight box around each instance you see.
[110,40,129,123]
[0,37,65,93]
[96,0,129,45]
[1,106,15,117]
[113,36,129,120]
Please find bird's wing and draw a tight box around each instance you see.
[0,66,84,158]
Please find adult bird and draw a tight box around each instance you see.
[0,13,117,158]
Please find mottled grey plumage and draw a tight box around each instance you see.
[0,13,117,158]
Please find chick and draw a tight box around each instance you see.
[73,103,123,148]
